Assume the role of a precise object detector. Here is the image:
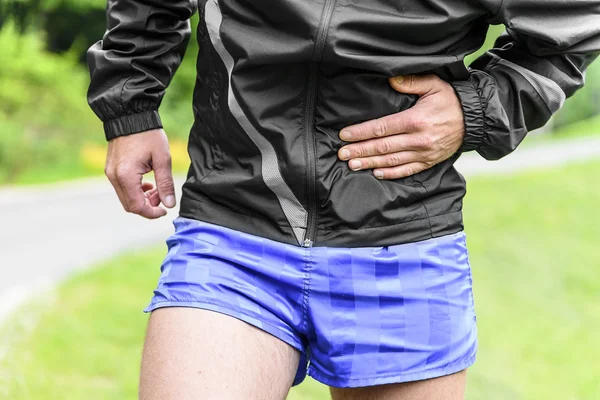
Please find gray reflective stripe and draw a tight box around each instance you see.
[205,0,308,245]
[497,59,566,114]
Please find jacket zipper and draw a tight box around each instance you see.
[303,0,337,248]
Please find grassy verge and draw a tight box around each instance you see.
[3,139,191,186]
[1,160,600,399]
[551,114,600,140]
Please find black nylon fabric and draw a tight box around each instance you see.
[88,0,600,247]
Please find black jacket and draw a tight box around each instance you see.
[88,0,600,247]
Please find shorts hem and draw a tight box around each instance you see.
[307,354,477,389]
[144,300,305,355]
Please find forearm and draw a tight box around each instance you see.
[87,0,197,140]
[452,0,600,160]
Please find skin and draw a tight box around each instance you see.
[105,128,176,218]
[330,371,467,400]
[139,308,300,400]
[107,75,467,398]
[338,75,465,180]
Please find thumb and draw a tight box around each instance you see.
[388,74,442,96]
[153,151,176,209]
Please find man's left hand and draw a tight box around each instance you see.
[338,74,465,180]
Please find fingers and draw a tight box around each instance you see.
[346,151,422,172]
[388,74,445,96]
[338,73,464,180]
[339,109,423,143]
[107,173,129,211]
[120,168,167,219]
[373,162,428,180]
[142,182,162,208]
[104,129,175,219]
[142,182,155,192]
[339,132,431,160]
[106,165,167,219]
[339,75,448,143]
[152,151,176,209]
[105,144,129,209]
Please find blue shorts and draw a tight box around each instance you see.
[145,217,477,388]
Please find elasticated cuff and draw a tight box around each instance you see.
[103,110,163,141]
[450,80,487,153]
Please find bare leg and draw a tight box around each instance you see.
[330,370,467,400]
[139,307,300,400]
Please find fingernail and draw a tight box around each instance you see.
[349,160,362,170]
[395,76,404,84]
[339,149,351,160]
[374,170,384,179]
[340,130,352,140]
[164,195,176,208]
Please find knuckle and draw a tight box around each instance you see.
[114,165,131,182]
[104,167,114,180]
[386,153,403,166]
[373,119,388,137]
[423,149,437,162]
[155,154,172,168]
[414,134,434,149]
[420,118,435,131]
[406,114,424,131]
[158,180,175,192]
[375,139,392,154]
[353,146,366,158]
[403,166,416,176]
[127,200,142,214]
[424,134,436,147]
[405,113,422,131]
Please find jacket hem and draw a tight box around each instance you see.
[180,193,464,248]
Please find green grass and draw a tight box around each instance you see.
[2,160,600,399]
[551,114,600,140]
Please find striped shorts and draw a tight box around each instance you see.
[145,217,477,388]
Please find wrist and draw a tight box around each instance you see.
[104,111,163,141]
[449,79,486,153]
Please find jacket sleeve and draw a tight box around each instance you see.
[451,0,600,160]
[87,0,197,141]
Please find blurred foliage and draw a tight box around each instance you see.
[0,12,194,184]
[0,22,103,183]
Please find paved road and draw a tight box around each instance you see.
[0,177,185,323]
[1,136,599,323]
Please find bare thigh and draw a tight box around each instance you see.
[139,307,300,400]
[330,370,467,400]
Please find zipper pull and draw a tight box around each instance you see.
[303,238,314,248]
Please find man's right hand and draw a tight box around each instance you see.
[105,129,176,219]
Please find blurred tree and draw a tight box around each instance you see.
[0,0,105,60]
[0,0,43,31]
[43,5,106,57]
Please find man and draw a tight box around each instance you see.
[87,1,600,398]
